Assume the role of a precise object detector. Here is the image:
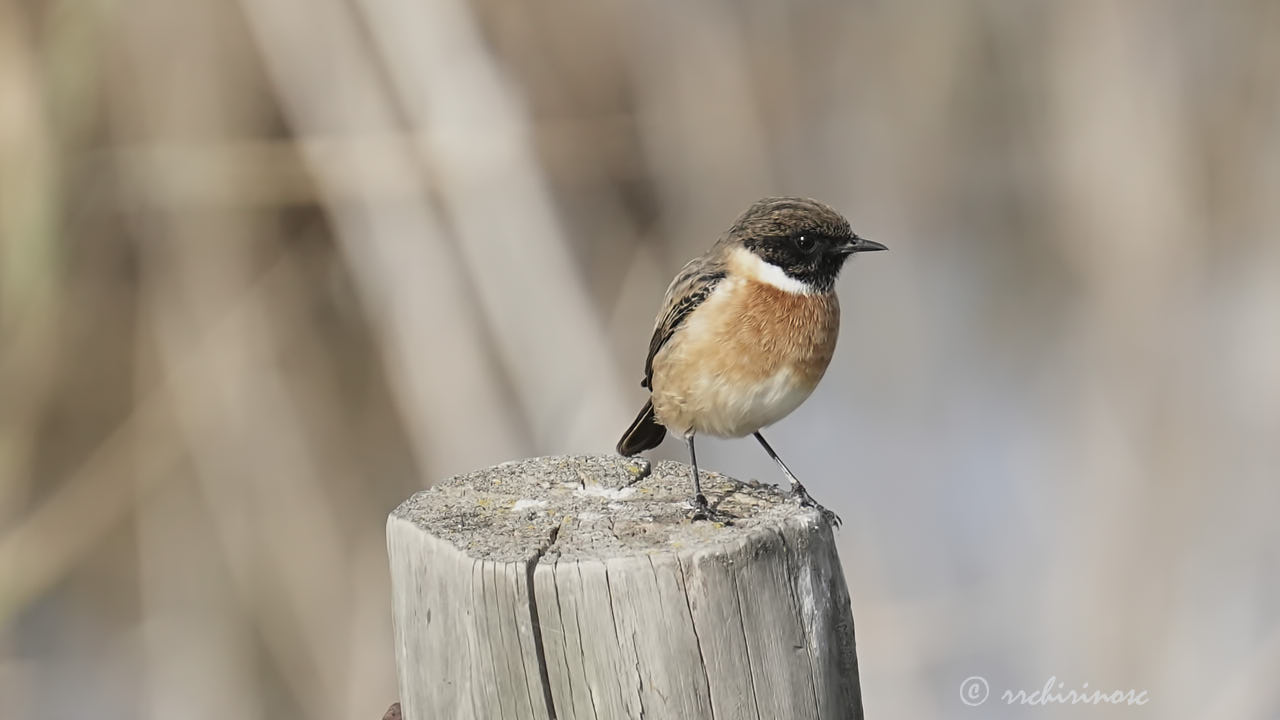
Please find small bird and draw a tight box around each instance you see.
[616,197,886,524]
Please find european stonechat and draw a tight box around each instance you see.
[617,197,886,525]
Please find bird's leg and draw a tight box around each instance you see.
[752,432,842,527]
[687,433,707,509]
[686,434,732,524]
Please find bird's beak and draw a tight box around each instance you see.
[837,235,888,254]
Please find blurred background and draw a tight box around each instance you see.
[2,0,1278,718]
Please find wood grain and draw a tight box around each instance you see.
[387,455,862,720]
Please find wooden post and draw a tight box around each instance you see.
[387,455,863,720]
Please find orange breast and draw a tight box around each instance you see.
[719,280,841,383]
[648,278,840,437]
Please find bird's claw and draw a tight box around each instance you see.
[689,494,735,525]
[789,485,842,528]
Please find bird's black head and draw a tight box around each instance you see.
[727,197,885,292]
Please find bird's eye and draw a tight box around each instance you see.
[794,234,816,253]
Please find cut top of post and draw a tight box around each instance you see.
[389,454,829,563]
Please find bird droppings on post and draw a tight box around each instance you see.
[387,455,861,720]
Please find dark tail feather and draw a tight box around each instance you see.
[617,400,666,456]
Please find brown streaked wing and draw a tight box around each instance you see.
[641,250,727,389]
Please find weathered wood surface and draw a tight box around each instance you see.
[387,455,862,720]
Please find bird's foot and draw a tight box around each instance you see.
[689,494,735,525]
[789,485,842,528]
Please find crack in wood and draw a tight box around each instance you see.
[601,565,634,717]
[732,565,765,720]
[675,555,716,719]
[528,524,561,719]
